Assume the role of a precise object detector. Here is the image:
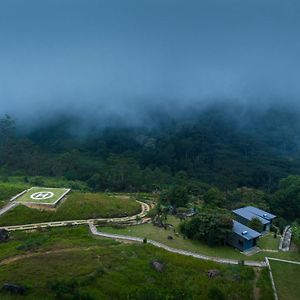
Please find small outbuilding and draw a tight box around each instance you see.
[227,220,261,251]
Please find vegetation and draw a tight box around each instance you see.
[180,209,233,247]
[2,104,300,193]
[270,260,300,300]
[101,216,300,262]
[0,226,272,300]
[257,233,280,250]
[248,217,264,232]
[159,186,189,207]
[271,175,300,221]
[0,192,141,226]
[292,223,300,251]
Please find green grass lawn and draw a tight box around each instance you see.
[270,260,300,300]
[258,233,280,250]
[16,187,70,204]
[0,226,273,300]
[0,192,141,226]
[100,216,300,262]
[0,226,118,261]
[0,182,29,209]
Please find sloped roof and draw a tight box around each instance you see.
[232,220,261,240]
[245,206,276,220]
[232,207,270,225]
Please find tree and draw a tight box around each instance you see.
[226,187,269,210]
[160,186,189,207]
[271,175,300,221]
[248,217,263,232]
[0,115,15,144]
[180,209,233,247]
[203,187,224,207]
[292,223,300,252]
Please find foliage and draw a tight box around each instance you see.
[180,209,233,247]
[2,105,300,192]
[0,226,269,300]
[225,187,269,210]
[271,175,300,221]
[203,187,224,207]
[159,186,189,207]
[248,217,263,232]
[292,223,300,251]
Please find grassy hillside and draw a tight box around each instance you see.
[270,260,300,300]
[100,216,300,262]
[0,192,141,226]
[0,226,273,300]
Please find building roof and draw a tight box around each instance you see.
[245,206,276,221]
[232,207,270,225]
[232,220,261,240]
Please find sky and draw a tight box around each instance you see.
[0,0,300,127]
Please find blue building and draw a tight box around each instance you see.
[227,220,261,251]
[232,206,276,233]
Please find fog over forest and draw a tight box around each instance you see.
[0,0,300,129]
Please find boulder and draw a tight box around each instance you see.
[2,283,26,295]
[207,269,220,278]
[150,260,164,272]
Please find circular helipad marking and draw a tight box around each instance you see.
[30,191,54,200]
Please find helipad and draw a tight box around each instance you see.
[13,187,71,206]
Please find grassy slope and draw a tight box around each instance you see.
[257,233,280,250]
[0,192,141,226]
[0,182,29,208]
[100,216,300,262]
[0,226,272,300]
[270,260,300,300]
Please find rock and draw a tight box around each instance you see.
[151,260,164,272]
[0,229,9,242]
[207,269,220,278]
[2,283,26,295]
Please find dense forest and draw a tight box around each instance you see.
[1,102,300,242]
[1,103,300,193]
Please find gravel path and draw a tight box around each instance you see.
[0,202,19,217]
[89,223,266,267]
[0,200,151,231]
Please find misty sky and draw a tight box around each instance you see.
[0,0,300,126]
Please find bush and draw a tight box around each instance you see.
[30,176,45,186]
[208,287,225,300]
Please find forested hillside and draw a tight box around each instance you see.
[1,103,300,193]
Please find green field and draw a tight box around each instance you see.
[15,187,70,205]
[270,260,300,300]
[258,233,280,250]
[0,192,141,226]
[0,226,273,300]
[0,182,29,209]
[100,216,300,262]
